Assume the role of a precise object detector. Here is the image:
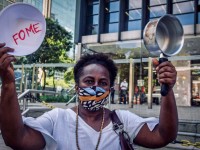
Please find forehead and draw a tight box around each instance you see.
[81,64,110,78]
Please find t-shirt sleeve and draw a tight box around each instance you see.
[116,110,159,141]
[22,108,59,150]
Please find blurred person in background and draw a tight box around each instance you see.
[120,79,128,104]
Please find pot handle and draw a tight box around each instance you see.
[159,57,169,96]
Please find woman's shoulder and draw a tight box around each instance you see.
[114,109,142,121]
[44,108,74,119]
[115,109,132,115]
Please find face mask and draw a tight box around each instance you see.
[78,86,110,111]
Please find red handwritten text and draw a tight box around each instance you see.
[12,23,42,45]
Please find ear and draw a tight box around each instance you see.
[75,84,79,93]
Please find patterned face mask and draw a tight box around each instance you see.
[78,86,110,111]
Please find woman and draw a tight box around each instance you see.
[0,43,178,150]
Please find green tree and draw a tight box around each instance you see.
[64,67,74,84]
[16,18,73,89]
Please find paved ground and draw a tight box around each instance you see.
[1,102,200,149]
[0,135,12,150]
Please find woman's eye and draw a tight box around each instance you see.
[100,82,108,86]
[85,80,93,84]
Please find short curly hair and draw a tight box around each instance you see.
[74,53,118,87]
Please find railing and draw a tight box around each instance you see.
[59,85,77,106]
[67,85,75,93]
[65,94,77,106]
[18,89,58,115]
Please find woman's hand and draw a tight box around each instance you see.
[0,43,16,85]
[152,58,177,90]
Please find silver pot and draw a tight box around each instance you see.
[143,14,184,96]
[143,14,184,57]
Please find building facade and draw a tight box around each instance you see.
[74,0,200,107]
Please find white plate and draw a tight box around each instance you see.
[0,2,46,56]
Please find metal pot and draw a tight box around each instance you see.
[143,14,184,96]
[143,14,184,57]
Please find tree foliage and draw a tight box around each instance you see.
[64,67,74,83]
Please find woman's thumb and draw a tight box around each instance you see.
[152,58,159,67]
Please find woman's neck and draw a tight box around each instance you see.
[78,105,103,122]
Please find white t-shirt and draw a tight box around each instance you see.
[23,108,158,150]
[120,81,128,90]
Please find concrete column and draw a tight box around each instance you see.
[76,43,82,61]
[43,0,51,18]
[129,59,134,108]
[20,64,24,93]
[147,57,153,109]
[24,68,27,90]
[32,64,36,89]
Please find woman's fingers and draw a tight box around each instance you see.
[156,61,177,88]
[0,55,16,70]
[152,58,159,67]
[0,43,16,84]
[0,43,6,48]
[0,43,15,69]
[0,53,13,64]
[160,77,176,83]
[156,59,173,67]
[0,47,14,57]
[157,62,176,76]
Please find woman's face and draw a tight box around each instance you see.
[78,64,110,91]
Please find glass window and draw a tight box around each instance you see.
[149,0,167,19]
[86,15,99,35]
[50,0,76,32]
[198,14,200,23]
[23,0,43,12]
[88,4,99,15]
[124,0,142,31]
[86,0,99,35]
[86,24,98,35]
[105,23,119,33]
[88,15,99,25]
[109,1,119,12]
[4,1,12,6]
[126,9,142,20]
[92,25,98,34]
[173,0,189,2]
[150,5,166,18]
[150,0,167,6]
[173,1,194,14]
[105,1,119,13]
[105,12,119,23]
[87,0,99,5]
[198,0,200,23]
[128,0,142,9]
[104,0,119,33]
[173,1,194,25]
[191,59,200,106]
[127,20,141,30]
[176,13,194,25]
